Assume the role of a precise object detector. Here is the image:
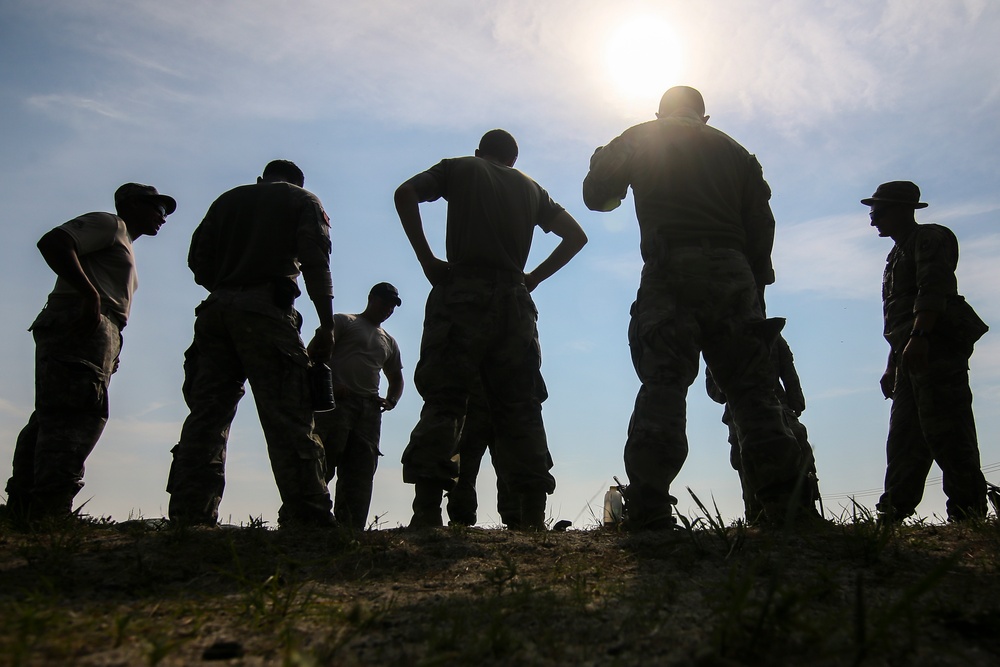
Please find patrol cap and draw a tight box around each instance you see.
[114,183,177,215]
[860,181,928,209]
[369,282,401,306]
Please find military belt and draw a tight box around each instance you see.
[449,265,525,285]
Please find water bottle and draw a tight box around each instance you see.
[309,363,336,412]
[603,486,624,526]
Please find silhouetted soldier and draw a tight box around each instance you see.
[5,183,175,524]
[313,282,404,530]
[863,181,988,522]
[707,335,820,520]
[584,86,813,529]
[167,160,336,528]
[395,129,587,530]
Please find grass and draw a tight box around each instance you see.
[2,504,1000,666]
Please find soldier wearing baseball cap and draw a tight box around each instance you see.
[369,282,402,306]
[313,283,404,530]
[5,181,174,525]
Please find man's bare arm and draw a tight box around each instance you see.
[37,228,101,333]
[395,180,449,285]
[381,367,405,411]
[525,210,588,292]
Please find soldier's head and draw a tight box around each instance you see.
[656,86,709,123]
[862,181,925,239]
[476,129,518,167]
[260,160,305,187]
[114,183,176,239]
[364,282,401,325]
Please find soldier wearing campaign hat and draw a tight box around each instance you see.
[5,182,174,525]
[864,180,989,522]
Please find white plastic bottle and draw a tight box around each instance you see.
[603,486,624,526]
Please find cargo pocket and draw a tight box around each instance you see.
[37,355,109,415]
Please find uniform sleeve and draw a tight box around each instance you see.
[913,225,959,314]
[533,184,566,234]
[408,160,449,203]
[57,212,119,256]
[775,336,805,413]
[188,209,218,290]
[296,191,334,298]
[741,155,776,287]
[295,192,332,269]
[582,133,634,212]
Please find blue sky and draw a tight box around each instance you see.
[1,0,998,527]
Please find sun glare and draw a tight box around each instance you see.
[605,16,683,108]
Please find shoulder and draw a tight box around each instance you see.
[57,211,124,241]
[913,223,959,256]
[916,223,956,241]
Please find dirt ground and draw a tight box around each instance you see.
[2,516,1000,666]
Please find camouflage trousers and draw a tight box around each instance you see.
[166,288,332,526]
[877,341,986,520]
[313,393,383,530]
[401,273,555,497]
[625,249,804,526]
[6,303,121,519]
[726,405,818,519]
[446,382,520,526]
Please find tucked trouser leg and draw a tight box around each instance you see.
[482,288,555,523]
[332,403,382,530]
[236,310,332,525]
[14,316,120,519]
[623,294,700,528]
[878,371,931,519]
[168,330,245,525]
[448,414,488,526]
[910,354,985,520]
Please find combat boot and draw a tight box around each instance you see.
[409,483,444,529]
[513,491,547,532]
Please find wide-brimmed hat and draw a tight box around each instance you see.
[860,181,928,209]
[369,282,401,306]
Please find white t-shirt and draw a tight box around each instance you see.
[48,212,137,326]
[330,313,402,396]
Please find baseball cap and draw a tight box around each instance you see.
[369,282,401,306]
[114,183,177,215]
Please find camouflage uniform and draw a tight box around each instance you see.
[7,303,121,517]
[584,104,808,527]
[876,222,988,520]
[167,179,334,526]
[402,270,555,497]
[446,373,545,526]
[6,207,146,521]
[707,335,819,519]
[314,394,383,529]
[398,140,584,530]
[312,309,402,530]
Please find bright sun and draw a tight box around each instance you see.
[605,16,683,106]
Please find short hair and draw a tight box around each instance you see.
[478,129,518,164]
[262,160,305,187]
[658,86,706,117]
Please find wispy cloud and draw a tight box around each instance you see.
[771,214,885,300]
[26,94,131,122]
